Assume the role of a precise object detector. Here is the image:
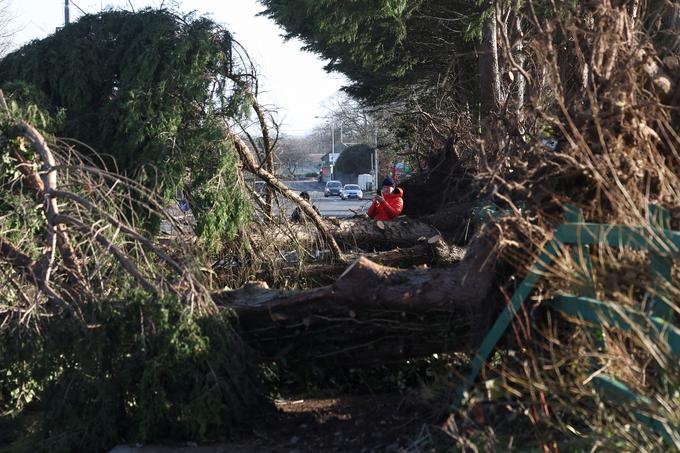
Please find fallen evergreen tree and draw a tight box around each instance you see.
[0,9,251,252]
[259,1,680,449]
[0,10,274,450]
[0,100,264,451]
[0,104,498,450]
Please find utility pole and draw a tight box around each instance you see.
[315,115,337,180]
[64,0,70,25]
[330,122,335,180]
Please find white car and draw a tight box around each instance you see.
[340,184,363,200]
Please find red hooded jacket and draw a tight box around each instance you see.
[367,187,404,221]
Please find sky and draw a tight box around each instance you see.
[4,0,346,135]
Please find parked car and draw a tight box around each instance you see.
[340,184,363,200]
[324,180,343,197]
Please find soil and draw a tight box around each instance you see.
[110,394,437,453]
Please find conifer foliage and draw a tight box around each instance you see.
[0,11,265,450]
[258,0,478,105]
[0,9,251,249]
[0,98,263,452]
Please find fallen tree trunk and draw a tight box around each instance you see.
[261,216,443,255]
[276,238,467,284]
[327,216,442,251]
[213,237,496,366]
[422,202,477,242]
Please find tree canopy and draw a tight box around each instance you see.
[258,0,479,106]
[0,9,252,249]
[258,0,485,173]
[334,143,373,175]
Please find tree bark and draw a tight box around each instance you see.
[276,239,466,284]
[17,122,87,290]
[255,205,479,263]
[479,1,502,118]
[0,237,36,274]
[261,216,443,254]
[328,216,442,251]
[251,95,276,217]
[421,202,477,241]
[214,237,496,367]
[514,15,526,124]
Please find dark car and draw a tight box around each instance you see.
[324,180,342,197]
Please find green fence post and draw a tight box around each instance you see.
[592,375,680,445]
[563,205,604,352]
[550,295,680,358]
[564,205,596,298]
[450,239,561,409]
[648,204,674,320]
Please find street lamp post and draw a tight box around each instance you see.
[330,122,335,180]
[315,115,336,180]
[373,128,379,190]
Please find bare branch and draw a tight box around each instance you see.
[52,214,158,294]
[227,126,343,261]
[18,121,88,290]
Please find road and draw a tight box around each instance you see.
[284,180,373,218]
[161,180,372,235]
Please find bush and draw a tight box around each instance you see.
[0,102,265,452]
[1,291,263,452]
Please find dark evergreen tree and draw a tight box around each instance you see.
[0,9,252,249]
[334,143,374,175]
[258,0,480,107]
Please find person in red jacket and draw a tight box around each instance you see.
[367,176,404,221]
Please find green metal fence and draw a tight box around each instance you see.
[453,204,680,444]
